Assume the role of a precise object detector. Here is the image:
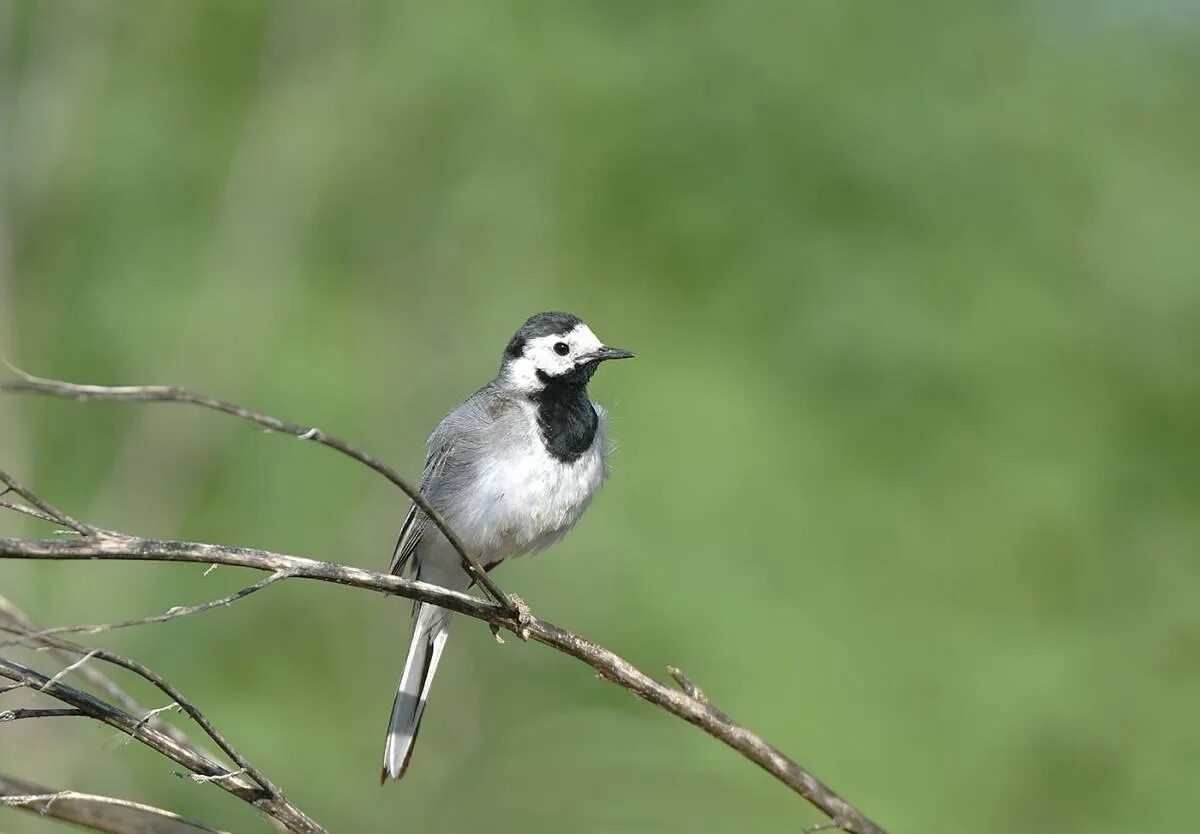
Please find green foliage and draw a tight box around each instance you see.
[2,2,1198,832]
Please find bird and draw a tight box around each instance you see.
[381,311,634,782]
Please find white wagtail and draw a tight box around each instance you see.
[381,311,633,781]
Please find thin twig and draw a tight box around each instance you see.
[667,665,709,704]
[0,772,232,834]
[1,370,513,612]
[0,469,94,536]
[135,702,181,730]
[0,569,293,648]
[39,649,99,691]
[184,768,247,784]
[0,707,86,721]
[802,821,848,834]
[0,499,60,525]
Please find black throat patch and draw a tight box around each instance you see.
[530,370,599,463]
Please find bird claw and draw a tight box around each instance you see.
[508,594,533,641]
[489,596,534,644]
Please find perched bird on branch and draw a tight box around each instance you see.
[381,311,633,781]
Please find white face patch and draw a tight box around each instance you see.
[502,323,606,393]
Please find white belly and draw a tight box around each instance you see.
[463,435,607,559]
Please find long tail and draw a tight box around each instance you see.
[381,601,452,782]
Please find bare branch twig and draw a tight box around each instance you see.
[183,768,248,785]
[0,498,61,525]
[802,821,849,834]
[0,569,293,647]
[38,649,100,691]
[0,593,199,753]
[667,665,709,704]
[0,531,885,834]
[0,590,286,810]
[0,706,86,721]
[0,469,94,536]
[0,772,232,834]
[0,613,279,798]
[0,657,324,834]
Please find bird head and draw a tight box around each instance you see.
[499,312,633,393]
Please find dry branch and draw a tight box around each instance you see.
[0,620,274,796]
[0,591,314,832]
[0,707,87,721]
[0,374,888,834]
[0,594,198,753]
[0,656,323,834]
[0,772,229,834]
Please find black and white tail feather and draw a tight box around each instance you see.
[381,595,451,781]
[380,451,461,783]
[379,311,632,782]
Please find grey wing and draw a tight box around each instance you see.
[387,386,505,576]
[388,444,451,576]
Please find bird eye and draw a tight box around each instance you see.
[553,342,570,356]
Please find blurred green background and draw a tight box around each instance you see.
[2,2,1198,832]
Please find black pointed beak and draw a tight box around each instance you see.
[583,345,635,364]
